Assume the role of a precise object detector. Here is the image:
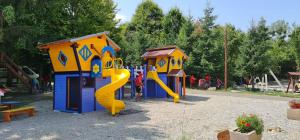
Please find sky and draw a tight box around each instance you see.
[113,0,300,31]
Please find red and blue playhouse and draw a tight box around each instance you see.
[39,32,187,115]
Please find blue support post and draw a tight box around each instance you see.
[130,66,135,98]
[143,64,148,99]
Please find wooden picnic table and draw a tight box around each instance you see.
[0,101,21,109]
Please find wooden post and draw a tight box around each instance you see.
[286,76,291,93]
[265,74,268,91]
[183,73,186,97]
[224,26,228,90]
[293,78,296,93]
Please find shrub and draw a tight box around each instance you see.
[235,113,264,135]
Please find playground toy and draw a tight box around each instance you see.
[39,32,130,115]
[131,46,188,102]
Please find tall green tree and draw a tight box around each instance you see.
[163,7,186,45]
[289,26,300,71]
[236,18,272,88]
[177,15,194,55]
[188,4,220,78]
[268,20,296,77]
[124,0,164,65]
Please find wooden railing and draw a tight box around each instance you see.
[0,52,32,88]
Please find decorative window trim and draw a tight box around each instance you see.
[58,51,68,66]
[157,59,166,67]
[79,45,92,61]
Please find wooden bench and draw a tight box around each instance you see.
[1,106,35,122]
[0,105,8,110]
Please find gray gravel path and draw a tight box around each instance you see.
[1,89,300,140]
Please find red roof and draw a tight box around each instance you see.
[141,46,188,59]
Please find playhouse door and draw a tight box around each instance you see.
[67,77,80,111]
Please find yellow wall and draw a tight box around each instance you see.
[146,49,186,73]
[155,57,168,73]
[48,35,114,72]
[168,49,184,72]
[76,35,108,71]
[49,43,78,72]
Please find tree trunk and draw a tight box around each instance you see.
[251,76,255,90]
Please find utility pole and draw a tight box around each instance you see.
[224,26,228,90]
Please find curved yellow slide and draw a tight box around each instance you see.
[95,69,130,115]
[147,71,179,103]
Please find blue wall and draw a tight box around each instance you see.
[146,80,156,98]
[95,77,111,111]
[54,73,79,112]
[146,73,168,98]
[156,73,167,98]
[82,88,95,113]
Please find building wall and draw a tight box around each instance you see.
[155,56,168,73]
[95,77,111,110]
[82,88,95,113]
[168,50,184,72]
[54,73,79,112]
[76,35,109,71]
[49,43,78,72]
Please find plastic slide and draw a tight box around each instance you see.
[95,69,130,115]
[147,71,179,103]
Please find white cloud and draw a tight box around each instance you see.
[115,14,128,24]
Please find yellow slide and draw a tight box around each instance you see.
[95,69,130,115]
[147,71,179,103]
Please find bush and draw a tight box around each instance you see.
[236,113,264,135]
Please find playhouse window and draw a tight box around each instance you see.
[171,58,175,66]
[83,77,94,88]
[177,59,181,66]
[106,61,112,68]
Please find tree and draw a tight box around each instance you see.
[236,18,272,88]
[163,7,186,45]
[289,26,300,71]
[123,0,164,65]
[0,0,120,74]
[177,15,194,55]
[188,4,220,78]
[268,20,296,77]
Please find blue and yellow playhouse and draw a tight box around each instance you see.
[39,32,130,115]
[140,46,188,102]
[39,32,188,115]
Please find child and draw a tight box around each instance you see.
[189,75,196,88]
[135,71,143,101]
[216,77,223,90]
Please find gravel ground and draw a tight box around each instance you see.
[1,89,300,140]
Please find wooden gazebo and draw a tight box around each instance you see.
[286,72,300,93]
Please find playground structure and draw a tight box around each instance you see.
[138,46,188,102]
[39,32,129,115]
[286,72,300,93]
[39,32,188,115]
[123,47,188,102]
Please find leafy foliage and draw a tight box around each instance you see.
[236,18,272,82]
[236,114,264,135]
